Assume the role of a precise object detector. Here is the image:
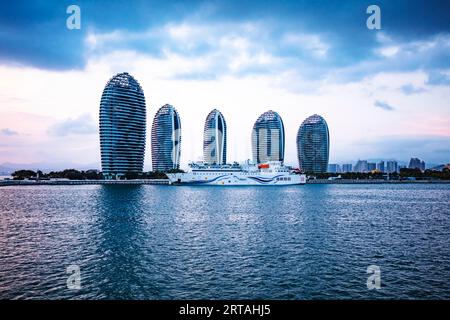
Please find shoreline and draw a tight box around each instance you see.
[0,179,170,187]
[307,179,450,184]
[1,178,450,187]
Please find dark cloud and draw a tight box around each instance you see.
[1,0,450,82]
[374,100,395,111]
[0,0,201,70]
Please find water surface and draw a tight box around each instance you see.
[0,184,449,299]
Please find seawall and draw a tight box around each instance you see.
[0,179,170,187]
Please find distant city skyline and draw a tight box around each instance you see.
[1,1,450,169]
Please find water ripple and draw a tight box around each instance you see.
[0,184,450,299]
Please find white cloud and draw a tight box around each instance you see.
[376,33,450,60]
[378,46,400,57]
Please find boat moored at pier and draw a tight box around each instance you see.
[166,161,306,186]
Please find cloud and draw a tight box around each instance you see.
[357,135,450,164]
[281,33,329,58]
[2,1,450,87]
[83,21,338,89]
[0,128,19,136]
[426,70,450,85]
[400,84,427,95]
[47,114,97,137]
[374,100,395,111]
[377,46,400,57]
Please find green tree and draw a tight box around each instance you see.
[400,168,422,179]
[124,171,140,180]
[11,170,36,180]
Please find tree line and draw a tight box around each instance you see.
[10,169,185,180]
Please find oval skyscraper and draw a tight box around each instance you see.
[203,109,227,164]
[296,114,330,173]
[99,72,146,179]
[151,104,181,172]
[251,110,285,164]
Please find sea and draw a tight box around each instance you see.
[0,184,449,299]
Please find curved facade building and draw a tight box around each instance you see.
[296,114,330,173]
[151,104,181,171]
[251,110,285,164]
[203,109,227,164]
[99,72,146,178]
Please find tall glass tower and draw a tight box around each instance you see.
[296,114,330,173]
[251,110,285,164]
[203,109,227,164]
[99,72,146,179]
[151,104,181,172]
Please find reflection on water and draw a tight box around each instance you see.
[0,184,450,299]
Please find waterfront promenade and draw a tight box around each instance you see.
[307,179,450,184]
[0,179,170,187]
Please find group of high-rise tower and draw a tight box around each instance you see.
[99,73,330,178]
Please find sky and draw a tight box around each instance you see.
[1,0,450,170]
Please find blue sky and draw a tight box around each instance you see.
[1,0,450,169]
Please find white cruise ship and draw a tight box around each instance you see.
[166,161,306,186]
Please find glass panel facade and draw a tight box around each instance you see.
[203,109,227,164]
[296,114,330,173]
[251,110,285,164]
[99,72,146,178]
[151,104,181,171]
